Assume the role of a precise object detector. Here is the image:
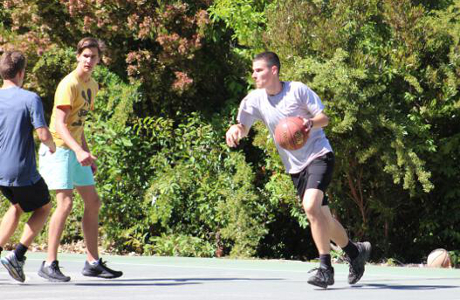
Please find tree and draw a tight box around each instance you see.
[0,0,246,117]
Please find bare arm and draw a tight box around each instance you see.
[310,112,329,128]
[303,112,329,129]
[81,130,90,152]
[36,127,56,153]
[225,123,250,147]
[55,105,96,166]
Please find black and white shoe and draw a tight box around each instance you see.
[82,258,122,279]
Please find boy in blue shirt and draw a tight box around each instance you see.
[0,51,56,282]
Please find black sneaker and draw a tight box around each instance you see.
[307,266,334,288]
[38,261,71,282]
[82,258,122,279]
[346,241,372,284]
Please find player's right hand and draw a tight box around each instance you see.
[76,150,96,166]
[226,124,243,147]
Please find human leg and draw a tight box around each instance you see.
[76,185,101,262]
[46,190,74,263]
[302,189,334,288]
[1,179,51,282]
[321,204,371,284]
[76,185,122,279]
[14,178,52,249]
[291,153,336,288]
[10,201,51,277]
[39,145,75,263]
[0,204,23,249]
[302,189,331,255]
[19,202,51,247]
[37,190,73,282]
[0,204,26,282]
[1,203,51,282]
[321,205,349,247]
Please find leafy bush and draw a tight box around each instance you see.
[85,77,268,257]
[135,113,268,258]
[147,233,214,257]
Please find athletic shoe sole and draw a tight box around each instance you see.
[38,270,71,282]
[1,256,25,282]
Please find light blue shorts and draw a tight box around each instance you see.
[39,144,95,190]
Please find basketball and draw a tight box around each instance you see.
[274,117,309,151]
[427,248,451,268]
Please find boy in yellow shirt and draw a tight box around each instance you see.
[39,38,122,282]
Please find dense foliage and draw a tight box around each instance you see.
[1,0,459,264]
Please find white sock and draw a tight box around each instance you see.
[89,260,99,266]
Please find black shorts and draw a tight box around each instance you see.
[0,177,50,212]
[290,152,335,206]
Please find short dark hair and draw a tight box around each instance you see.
[76,37,105,57]
[254,51,281,74]
[0,51,26,80]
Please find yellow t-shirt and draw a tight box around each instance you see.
[49,70,98,148]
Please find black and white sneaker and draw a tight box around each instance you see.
[38,261,71,282]
[307,266,334,288]
[346,241,372,284]
[1,252,26,282]
[82,258,122,279]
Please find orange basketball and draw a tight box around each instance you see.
[274,117,309,151]
[427,248,452,268]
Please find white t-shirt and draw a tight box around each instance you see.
[237,81,332,174]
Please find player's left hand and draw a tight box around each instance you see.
[48,142,57,154]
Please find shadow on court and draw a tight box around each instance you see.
[107,277,284,282]
[357,283,459,290]
[74,277,284,287]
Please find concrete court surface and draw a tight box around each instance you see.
[0,252,459,300]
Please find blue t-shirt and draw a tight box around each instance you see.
[0,86,47,186]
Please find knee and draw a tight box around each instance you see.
[86,195,102,212]
[11,205,24,218]
[94,198,102,211]
[57,199,74,216]
[303,201,322,220]
[302,190,325,221]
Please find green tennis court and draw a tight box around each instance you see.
[1,252,459,300]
